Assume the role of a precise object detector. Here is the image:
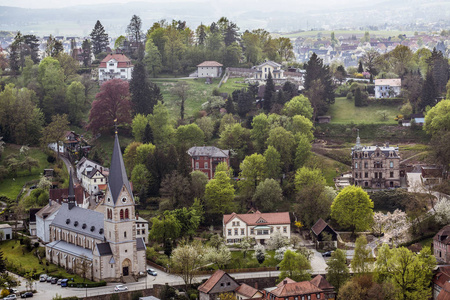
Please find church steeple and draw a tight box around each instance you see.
[108,133,133,205]
[68,168,76,210]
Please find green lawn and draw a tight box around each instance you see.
[227,250,278,269]
[309,153,350,187]
[0,145,52,200]
[92,132,134,167]
[1,240,93,283]
[328,97,399,124]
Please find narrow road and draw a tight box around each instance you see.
[58,155,79,185]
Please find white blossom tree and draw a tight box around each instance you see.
[205,246,231,269]
[372,209,410,245]
[434,198,450,225]
[266,230,289,250]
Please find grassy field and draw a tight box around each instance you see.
[90,132,134,167]
[0,145,52,200]
[281,30,416,39]
[1,240,93,283]
[153,77,247,120]
[328,97,400,124]
[309,153,350,187]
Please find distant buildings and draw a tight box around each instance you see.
[98,54,133,83]
[351,133,401,188]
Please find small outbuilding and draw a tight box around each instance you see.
[311,218,338,250]
[197,61,223,78]
[0,224,12,240]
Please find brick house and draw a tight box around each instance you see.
[223,210,291,245]
[187,146,230,179]
[432,266,450,299]
[434,225,450,264]
[265,277,327,300]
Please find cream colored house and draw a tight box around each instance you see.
[197,61,223,78]
[254,61,284,80]
[223,210,291,245]
[98,53,134,83]
[374,78,401,98]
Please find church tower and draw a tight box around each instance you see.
[103,133,137,279]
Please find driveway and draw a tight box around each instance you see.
[309,249,328,274]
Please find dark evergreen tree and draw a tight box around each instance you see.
[237,89,254,118]
[304,53,335,115]
[127,15,143,43]
[197,23,207,46]
[358,61,364,73]
[225,95,235,114]
[282,81,298,101]
[130,63,157,115]
[81,39,92,67]
[224,21,239,46]
[426,48,450,95]
[248,82,259,99]
[8,41,20,73]
[354,88,363,107]
[142,123,154,144]
[263,71,275,112]
[419,72,438,111]
[177,144,191,177]
[90,20,109,55]
[23,34,40,63]
[0,250,5,273]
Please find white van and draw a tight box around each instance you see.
[39,274,47,282]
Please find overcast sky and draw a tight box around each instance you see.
[0,0,365,10]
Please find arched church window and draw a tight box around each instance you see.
[120,209,124,220]
[125,209,129,219]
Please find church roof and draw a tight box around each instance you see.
[108,134,133,205]
[51,203,105,240]
[47,240,93,260]
[96,243,113,256]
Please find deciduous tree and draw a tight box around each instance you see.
[252,178,282,212]
[326,249,350,293]
[204,171,235,215]
[278,250,311,282]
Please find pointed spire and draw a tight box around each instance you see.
[356,129,361,149]
[108,133,133,205]
[68,167,75,210]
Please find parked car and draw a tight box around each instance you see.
[51,277,58,284]
[60,279,69,287]
[3,294,17,300]
[322,251,333,257]
[114,285,128,292]
[8,289,18,295]
[46,276,52,282]
[39,274,47,282]
[20,292,33,298]
[147,268,157,276]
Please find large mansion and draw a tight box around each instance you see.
[98,54,133,83]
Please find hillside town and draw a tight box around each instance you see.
[1,3,450,300]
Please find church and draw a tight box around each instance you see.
[45,133,146,282]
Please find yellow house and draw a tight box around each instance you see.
[254,61,284,80]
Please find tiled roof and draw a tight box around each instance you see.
[223,211,290,226]
[257,61,282,69]
[438,282,450,300]
[198,270,227,293]
[235,283,260,298]
[188,146,229,158]
[270,280,323,297]
[36,201,62,219]
[434,266,450,288]
[311,218,328,236]
[49,186,84,205]
[99,54,132,68]
[374,79,401,87]
[197,61,223,67]
[434,225,450,245]
[276,278,296,287]
[310,275,334,291]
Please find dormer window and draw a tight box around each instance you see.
[90,226,95,232]
[74,221,79,227]
[66,219,70,224]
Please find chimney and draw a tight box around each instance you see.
[49,199,52,206]
[136,212,139,220]
[386,142,389,148]
[254,282,258,289]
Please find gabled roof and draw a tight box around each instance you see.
[311,218,336,236]
[276,278,296,287]
[270,280,323,297]
[438,282,450,300]
[224,211,290,226]
[108,134,133,205]
[197,61,223,67]
[99,54,133,68]
[188,146,229,158]
[49,186,84,205]
[310,275,334,291]
[434,266,450,288]
[434,225,450,245]
[198,270,227,293]
[235,283,260,298]
[256,60,282,69]
[36,201,62,219]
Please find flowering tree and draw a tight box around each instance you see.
[205,246,231,269]
[372,209,410,245]
[267,231,289,250]
[253,244,266,264]
[434,198,450,225]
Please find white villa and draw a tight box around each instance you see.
[98,53,134,83]
[254,61,285,80]
[374,79,401,98]
[223,210,291,244]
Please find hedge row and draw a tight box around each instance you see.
[367,97,405,106]
[68,281,106,288]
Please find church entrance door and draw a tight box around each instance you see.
[122,258,131,277]
[123,266,129,276]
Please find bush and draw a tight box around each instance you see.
[68,281,106,288]
[47,155,56,163]
[346,92,353,100]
